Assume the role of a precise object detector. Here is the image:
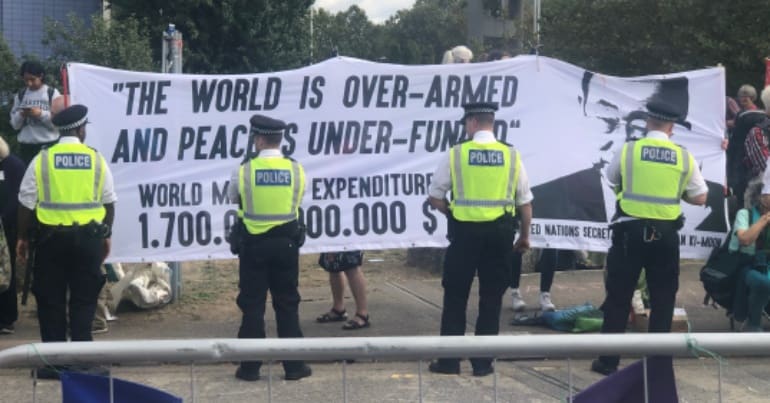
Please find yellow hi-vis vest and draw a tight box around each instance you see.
[35,143,106,225]
[449,141,520,222]
[238,156,305,235]
[618,138,693,220]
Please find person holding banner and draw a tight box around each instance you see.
[227,114,312,382]
[591,99,708,376]
[17,104,116,379]
[427,102,533,377]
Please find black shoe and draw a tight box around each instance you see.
[235,365,261,381]
[590,359,617,376]
[284,364,312,381]
[428,361,460,375]
[472,366,494,377]
[32,366,64,380]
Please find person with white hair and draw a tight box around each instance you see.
[441,45,473,64]
[729,85,770,207]
[0,136,25,335]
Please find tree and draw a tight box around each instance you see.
[109,0,313,74]
[539,0,770,92]
[0,34,20,146]
[381,0,469,64]
[311,6,381,62]
[43,14,154,72]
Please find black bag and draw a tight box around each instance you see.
[700,221,753,311]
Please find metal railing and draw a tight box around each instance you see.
[0,333,764,403]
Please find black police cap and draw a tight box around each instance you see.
[52,104,89,130]
[249,114,286,136]
[461,102,499,121]
[645,99,681,122]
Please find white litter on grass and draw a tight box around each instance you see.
[368,259,385,262]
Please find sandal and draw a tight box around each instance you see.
[316,308,347,323]
[342,313,370,330]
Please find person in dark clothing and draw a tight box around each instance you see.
[227,114,311,382]
[17,105,116,380]
[427,102,533,377]
[590,100,708,376]
[0,137,24,334]
[727,85,766,207]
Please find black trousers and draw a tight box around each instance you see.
[598,220,680,367]
[32,229,105,342]
[0,219,17,326]
[236,226,305,372]
[438,217,515,370]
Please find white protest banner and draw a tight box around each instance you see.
[66,56,726,263]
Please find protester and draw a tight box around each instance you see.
[9,61,61,164]
[227,114,311,382]
[591,99,707,376]
[727,85,768,207]
[427,102,533,377]
[441,45,473,64]
[730,179,770,332]
[510,249,561,312]
[17,105,116,379]
[316,251,370,330]
[0,137,24,335]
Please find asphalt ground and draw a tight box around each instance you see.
[0,259,768,402]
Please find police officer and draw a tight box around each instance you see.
[17,104,116,379]
[591,100,708,375]
[227,114,311,382]
[427,102,533,376]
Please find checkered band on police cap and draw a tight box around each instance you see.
[249,114,287,135]
[645,99,681,122]
[52,104,89,130]
[461,102,499,120]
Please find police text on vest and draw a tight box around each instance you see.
[468,150,504,166]
[255,169,291,186]
[640,146,677,165]
[54,153,92,169]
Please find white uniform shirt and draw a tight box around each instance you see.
[428,130,534,206]
[605,130,708,221]
[18,136,118,210]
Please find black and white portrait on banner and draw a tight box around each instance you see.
[530,70,726,234]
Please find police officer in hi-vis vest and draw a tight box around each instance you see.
[227,114,311,382]
[591,100,708,376]
[17,104,116,379]
[427,102,533,377]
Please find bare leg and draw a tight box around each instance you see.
[344,266,368,323]
[329,272,347,312]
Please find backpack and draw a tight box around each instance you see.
[16,85,55,107]
[743,118,770,177]
[700,215,754,311]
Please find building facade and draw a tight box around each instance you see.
[1,0,104,60]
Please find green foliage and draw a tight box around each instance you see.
[311,0,469,64]
[43,14,154,72]
[311,6,382,61]
[0,35,20,148]
[109,0,313,74]
[540,0,770,93]
[381,0,468,64]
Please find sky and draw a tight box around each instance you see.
[314,0,418,23]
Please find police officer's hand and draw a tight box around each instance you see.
[102,238,111,263]
[16,239,28,267]
[513,236,530,252]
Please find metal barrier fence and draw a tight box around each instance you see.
[0,333,765,403]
